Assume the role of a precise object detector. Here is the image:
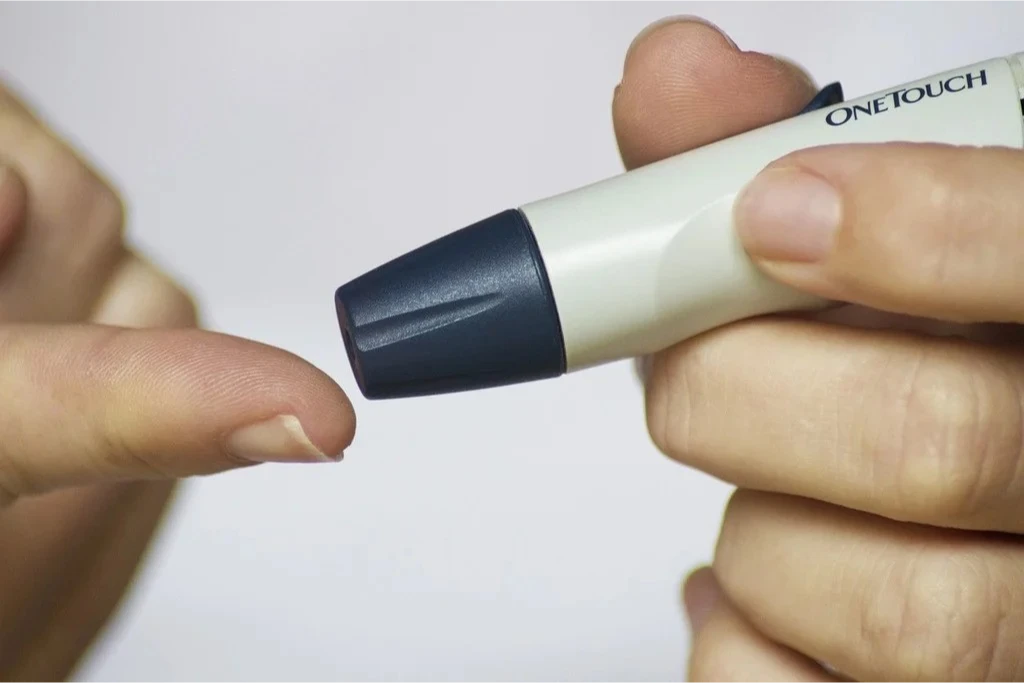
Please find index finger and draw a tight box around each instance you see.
[0,325,356,506]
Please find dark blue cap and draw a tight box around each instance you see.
[799,81,844,114]
[335,209,567,399]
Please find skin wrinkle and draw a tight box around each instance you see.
[956,356,1020,527]
[0,73,356,678]
[959,557,999,681]
[0,352,45,499]
[615,16,1024,681]
[647,354,677,467]
[964,360,987,523]
[615,21,816,168]
[939,553,1003,680]
[765,145,1024,325]
[836,344,870,501]
[862,351,895,508]
[898,550,937,679]
[718,492,1024,681]
[650,314,1024,531]
[857,547,897,675]
[1006,365,1024,529]
[75,326,353,457]
[926,354,965,519]
[993,557,1024,678]
[880,341,926,521]
[99,425,176,482]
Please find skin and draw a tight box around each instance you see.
[6,15,1022,683]
[0,82,356,679]
[614,17,1024,682]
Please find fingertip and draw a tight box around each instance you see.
[102,328,359,468]
[623,15,739,78]
[615,16,820,169]
[246,340,358,460]
[303,367,357,460]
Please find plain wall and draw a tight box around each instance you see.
[0,2,1020,680]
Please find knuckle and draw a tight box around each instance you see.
[78,328,175,477]
[0,331,49,503]
[96,424,172,480]
[859,552,1008,680]
[87,177,126,237]
[709,490,765,610]
[0,105,126,274]
[644,348,698,463]
[146,272,199,328]
[881,349,1020,522]
[98,256,201,328]
[78,166,126,246]
[43,140,126,249]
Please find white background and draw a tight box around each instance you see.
[0,2,1021,680]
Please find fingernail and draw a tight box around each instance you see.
[625,15,737,70]
[734,167,842,263]
[226,415,342,464]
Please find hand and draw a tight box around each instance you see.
[0,81,355,679]
[616,18,1024,681]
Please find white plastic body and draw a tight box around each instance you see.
[519,52,1024,372]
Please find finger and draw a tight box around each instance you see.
[0,164,26,256]
[0,480,175,679]
[90,251,199,329]
[714,490,1024,681]
[646,314,1024,532]
[0,253,195,676]
[0,77,42,121]
[684,567,837,682]
[614,17,819,386]
[614,16,818,171]
[0,326,356,505]
[0,80,126,322]
[684,566,722,634]
[735,143,1024,324]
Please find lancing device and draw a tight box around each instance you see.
[336,51,1024,400]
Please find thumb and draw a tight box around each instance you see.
[0,324,356,505]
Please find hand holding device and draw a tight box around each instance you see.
[336,47,1024,400]
[602,18,1024,682]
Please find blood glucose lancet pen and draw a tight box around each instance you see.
[335,52,1024,400]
